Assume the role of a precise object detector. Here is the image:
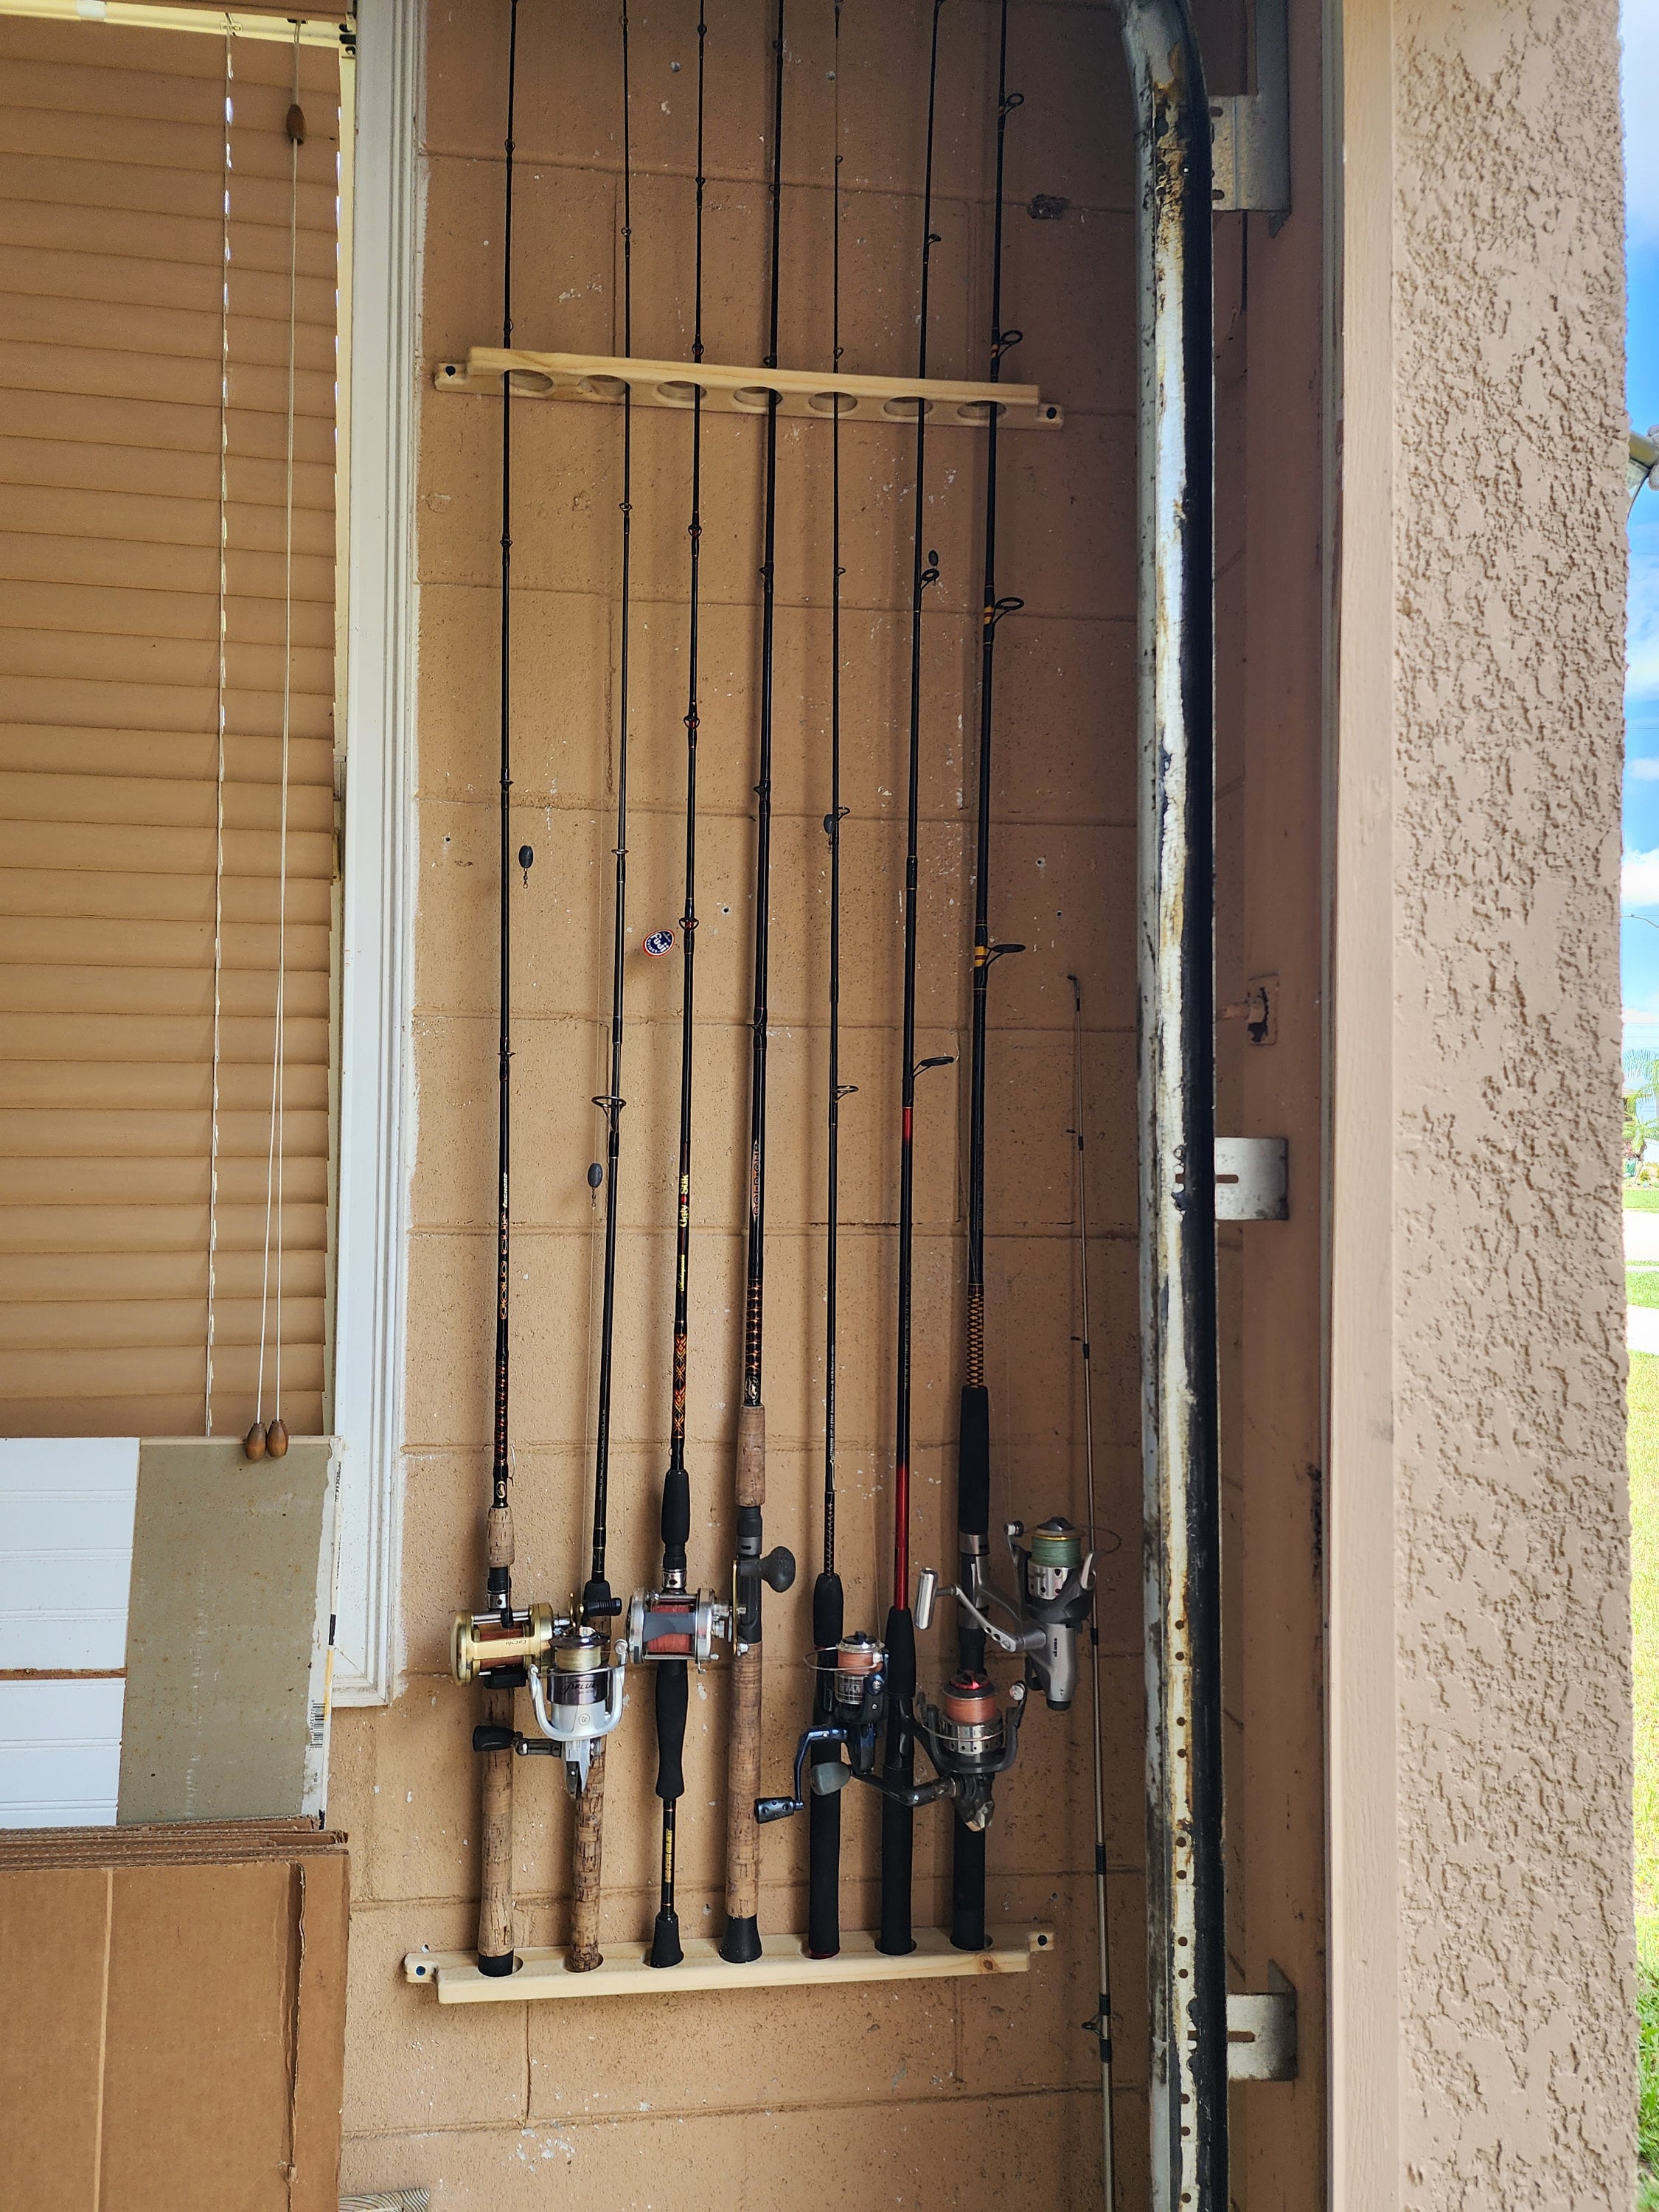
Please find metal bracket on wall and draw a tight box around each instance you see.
[1226,1962,1298,2081]
[1209,0,1290,217]
[1214,1136,1288,1220]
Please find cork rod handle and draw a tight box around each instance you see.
[566,1736,607,1972]
[476,1680,516,1973]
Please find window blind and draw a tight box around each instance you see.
[0,15,341,1436]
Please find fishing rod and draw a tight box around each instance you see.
[878,0,954,1959]
[1071,975,1117,2210]
[626,0,731,1973]
[458,0,538,1979]
[809,0,852,1964]
[563,0,638,1974]
[720,0,798,1969]
[950,0,1024,1956]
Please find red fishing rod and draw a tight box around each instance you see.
[878,0,953,1958]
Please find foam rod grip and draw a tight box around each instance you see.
[566,1736,606,1972]
[720,1645,764,1961]
[877,1605,917,1957]
[952,1820,987,1952]
[808,1570,844,1958]
[958,1384,990,1540]
[654,1658,687,1803]
[476,1682,516,1974]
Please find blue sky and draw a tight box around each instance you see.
[1625,0,1659,1032]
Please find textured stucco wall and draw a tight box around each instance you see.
[1388,0,1632,2198]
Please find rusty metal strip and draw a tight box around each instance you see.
[1113,1,1227,2207]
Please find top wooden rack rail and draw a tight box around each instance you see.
[436,347,1066,431]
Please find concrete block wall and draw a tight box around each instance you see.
[332,0,1155,2199]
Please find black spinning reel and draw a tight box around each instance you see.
[917,1513,1095,1713]
[911,1664,1027,1832]
[755,1632,891,1821]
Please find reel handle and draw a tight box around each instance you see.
[756,1795,801,1824]
[761,1545,796,1593]
[472,1724,520,1754]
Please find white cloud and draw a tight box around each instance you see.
[1632,757,1659,777]
[1628,0,1659,246]
[1626,848,1659,903]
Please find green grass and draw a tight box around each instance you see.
[1632,1271,1659,1313]
[1635,1356,1659,2185]
[1628,1188,1659,1213]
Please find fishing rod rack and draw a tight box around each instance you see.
[405,1922,1053,2003]
[435,347,1066,432]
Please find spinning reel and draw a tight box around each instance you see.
[757,1632,1023,1826]
[754,1632,891,1821]
[453,1604,627,1797]
[917,1513,1096,1712]
[911,1666,1027,1832]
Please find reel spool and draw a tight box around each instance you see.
[524,1622,627,1795]
[623,1585,731,1667]
[915,1511,1096,1714]
[452,1602,557,1686]
[911,1666,1028,1832]
[755,1632,889,1823]
[1009,1515,1095,1711]
[456,1608,626,1796]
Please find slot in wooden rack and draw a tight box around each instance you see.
[404,1922,1054,2003]
[435,347,1065,431]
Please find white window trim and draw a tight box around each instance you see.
[332,0,425,1704]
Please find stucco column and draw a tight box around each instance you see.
[1329,0,1632,2202]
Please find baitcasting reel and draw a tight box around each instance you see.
[911,1666,1028,1832]
[754,1632,890,1820]
[917,1513,1096,1712]
[622,1582,732,1665]
[454,1604,627,1797]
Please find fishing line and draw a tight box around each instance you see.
[1071,974,1118,2212]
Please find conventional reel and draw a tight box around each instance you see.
[453,1603,626,1798]
[919,1512,1096,1713]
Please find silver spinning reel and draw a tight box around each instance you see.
[916,1514,1096,1713]
[454,1606,627,1796]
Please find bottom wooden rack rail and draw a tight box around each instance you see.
[403,1923,1054,2003]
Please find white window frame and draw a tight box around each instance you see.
[332,0,425,1703]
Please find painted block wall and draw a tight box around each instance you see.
[331,0,1166,2199]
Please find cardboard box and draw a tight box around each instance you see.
[0,1823,348,2211]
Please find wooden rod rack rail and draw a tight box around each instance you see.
[404,1923,1054,2003]
[435,347,1065,431]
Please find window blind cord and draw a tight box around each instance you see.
[253,25,302,1461]
[206,25,235,1439]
